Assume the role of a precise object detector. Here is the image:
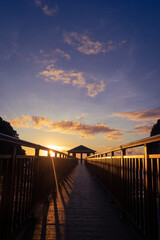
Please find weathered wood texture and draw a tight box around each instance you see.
[24,164,135,240]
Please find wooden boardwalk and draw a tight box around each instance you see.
[23,163,137,240]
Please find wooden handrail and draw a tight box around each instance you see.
[88,134,160,158]
[0,133,68,156]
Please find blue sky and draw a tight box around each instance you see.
[1,0,160,152]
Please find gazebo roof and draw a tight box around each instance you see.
[67,145,96,153]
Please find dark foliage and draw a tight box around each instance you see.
[148,119,160,154]
[0,117,25,155]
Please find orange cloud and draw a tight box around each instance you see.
[42,5,58,16]
[35,0,58,16]
[115,107,160,121]
[39,65,86,86]
[132,122,154,134]
[86,81,105,97]
[39,65,105,97]
[9,115,122,140]
[64,32,126,55]
[55,49,71,60]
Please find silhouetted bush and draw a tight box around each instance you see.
[0,117,25,155]
[148,119,160,154]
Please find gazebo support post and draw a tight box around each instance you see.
[80,153,83,164]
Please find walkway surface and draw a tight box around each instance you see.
[23,163,136,240]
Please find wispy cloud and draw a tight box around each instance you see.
[0,31,21,62]
[35,0,58,16]
[132,123,153,134]
[55,49,71,60]
[29,48,71,66]
[63,32,126,55]
[39,64,105,97]
[42,5,58,16]
[115,107,160,121]
[86,81,105,97]
[35,0,41,6]
[9,115,122,140]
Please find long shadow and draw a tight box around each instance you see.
[40,199,49,240]
[61,182,71,198]
[23,199,50,240]
[65,175,74,185]
[67,175,74,182]
[52,191,61,240]
[23,171,76,240]
[64,177,73,190]
[58,186,67,210]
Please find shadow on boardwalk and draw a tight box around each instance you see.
[22,163,137,240]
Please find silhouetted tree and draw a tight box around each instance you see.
[0,117,25,155]
[148,119,160,154]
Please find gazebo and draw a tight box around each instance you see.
[67,145,96,163]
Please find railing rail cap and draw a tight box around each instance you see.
[88,134,160,158]
[0,133,68,156]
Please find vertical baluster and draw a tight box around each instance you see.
[121,148,125,217]
[21,158,27,222]
[136,158,139,226]
[130,158,133,219]
[32,148,39,206]
[12,157,20,230]
[0,157,9,239]
[133,158,136,222]
[144,144,158,239]
[139,158,144,231]
[157,157,160,239]
[25,158,31,219]
[127,157,130,213]
[110,151,114,200]
[1,146,17,239]
[28,157,33,214]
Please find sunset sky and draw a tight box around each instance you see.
[1,0,160,153]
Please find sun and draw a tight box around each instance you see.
[46,145,64,152]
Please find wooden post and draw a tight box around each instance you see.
[87,153,90,157]
[33,148,39,205]
[144,144,158,239]
[110,151,114,202]
[0,145,17,239]
[80,153,82,163]
[121,147,126,218]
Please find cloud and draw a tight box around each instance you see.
[39,64,86,86]
[76,114,87,122]
[30,48,71,66]
[42,5,58,16]
[39,64,105,97]
[63,32,126,55]
[9,115,122,140]
[55,49,71,60]
[132,123,153,134]
[86,81,105,97]
[35,0,42,6]
[0,31,21,62]
[35,0,58,16]
[115,107,160,121]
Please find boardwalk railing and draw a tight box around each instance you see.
[86,134,160,240]
[0,133,78,240]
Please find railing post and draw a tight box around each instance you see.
[121,147,125,218]
[144,144,158,239]
[33,148,39,206]
[48,150,50,157]
[0,145,17,239]
[110,151,114,201]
